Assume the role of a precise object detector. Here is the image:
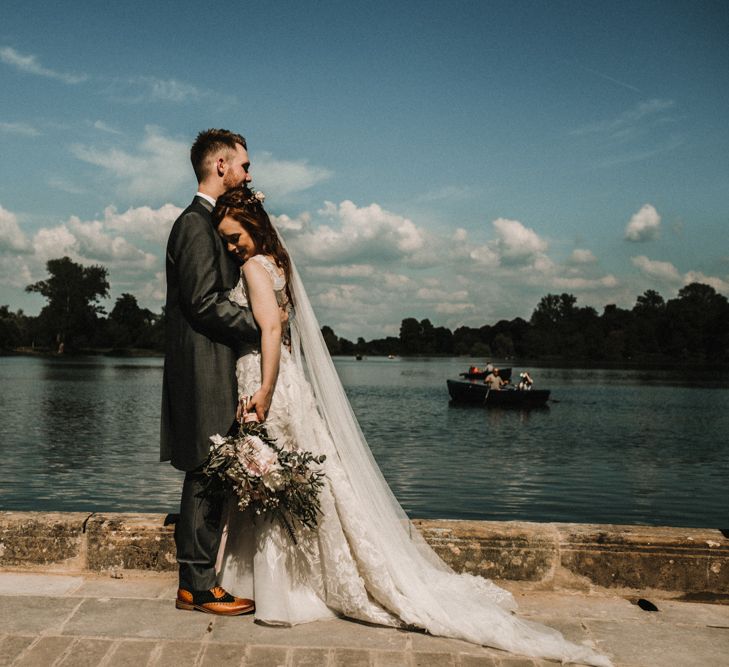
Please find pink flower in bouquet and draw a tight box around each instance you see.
[239,435,280,476]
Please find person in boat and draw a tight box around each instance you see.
[484,368,506,390]
[518,371,533,391]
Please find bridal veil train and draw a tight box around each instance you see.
[217,252,612,667]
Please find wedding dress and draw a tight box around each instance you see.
[217,253,611,666]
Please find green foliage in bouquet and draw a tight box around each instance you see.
[203,418,326,544]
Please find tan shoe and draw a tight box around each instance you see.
[176,586,255,615]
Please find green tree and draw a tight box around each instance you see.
[0,305,30,349]
[109,293,148,348]
[26,256,109,351]
[321,325,341,355]
[399,317,422,355]
[665,283,729,361]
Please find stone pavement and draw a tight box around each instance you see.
[0,572,727,667]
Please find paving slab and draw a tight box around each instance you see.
[586,618,729,667]
[245,644,289,667]
[644,598,729,627]
[514,592,645,622]
[0,572,84,596]
[57,637,114,666]
[13,636,74,666]
[290,647,331,666]
[3,571,729,666]
[199,641,246,666]
[61,597,213,640]
[0,636,35,667]
[458,655,500,666]
[210,615,410,650]
[0,596,80,634]
[73,574,174,599]
[153,639,205,666]
[105,639,158,666]
[372,649,413,666]
[331,647,371,666]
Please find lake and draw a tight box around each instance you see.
[1,355,727,528]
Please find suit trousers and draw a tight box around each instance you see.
[176,468,225,591]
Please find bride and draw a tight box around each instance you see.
[210,185,611,667]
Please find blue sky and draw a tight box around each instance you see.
[1,0,727,338]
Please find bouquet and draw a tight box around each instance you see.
[203,401,326,543]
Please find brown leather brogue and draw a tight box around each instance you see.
[176,586,255,615]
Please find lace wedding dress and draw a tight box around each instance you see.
[217,254,611,666]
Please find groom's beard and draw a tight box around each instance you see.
[223,171,246,192]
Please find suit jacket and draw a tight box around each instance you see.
[160,196,257,471]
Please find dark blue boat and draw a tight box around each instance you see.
[447,379,550,407]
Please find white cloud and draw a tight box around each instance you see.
[252,151,332,198]
[0,121,40,137]
[0,205,31,252]
[552,275,618,289]
[135,271,166,302]
[133,76,203,102]
[492,217,549,264]
[572,99,675,137]
[31,225,77,261]
[625,204,661,242]
[288,200,430,265]
[93,120,122,135]
[568,248,597,264]
[71,126,189,201]
[469,243,500,265]
[271,211,311,233]
[0,46,87,84]
[631,255,681,282]
[683,271,729,295]
[416,288,469,301]
[110,76,205,103]
[435,302,475,315]
[102,203,182,244]
[309,264,376,279]
[48,177,86,195]
[452,228,468,242]
[66,217,157,267]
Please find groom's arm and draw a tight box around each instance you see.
[169,212,257,346]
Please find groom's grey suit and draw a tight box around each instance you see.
[161,195,257,591]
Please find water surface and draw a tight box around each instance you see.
[1,355,727,528]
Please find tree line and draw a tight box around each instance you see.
[323,285,729,364]
[1,257,164,353]
[2,256,728,364]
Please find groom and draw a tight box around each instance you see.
[161,129,257,615]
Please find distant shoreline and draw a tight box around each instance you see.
[3,346,728,372]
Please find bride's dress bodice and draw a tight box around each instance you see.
[228,254,291,350]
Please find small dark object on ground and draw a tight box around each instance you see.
[633,598,659,612]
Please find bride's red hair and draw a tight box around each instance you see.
[212,186,294,305]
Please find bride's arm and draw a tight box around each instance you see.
[243,259,282,421]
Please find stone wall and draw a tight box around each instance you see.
[1,512,727,595]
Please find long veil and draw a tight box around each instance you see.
[285,254,611,667]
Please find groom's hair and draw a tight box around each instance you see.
[190,129,247,182]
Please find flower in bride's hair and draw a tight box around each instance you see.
[254,190,266,203]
